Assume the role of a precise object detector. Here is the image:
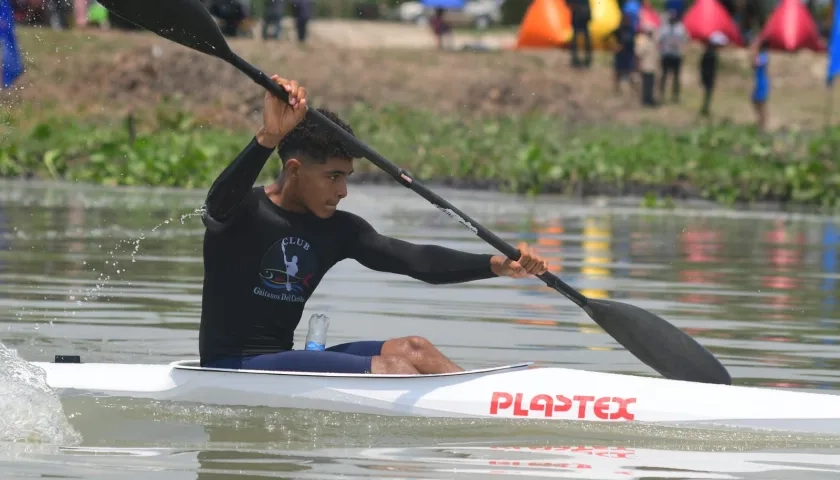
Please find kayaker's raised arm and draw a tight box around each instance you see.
[202,76,308,231]
[344,214,548,284]
[202,136,275,229]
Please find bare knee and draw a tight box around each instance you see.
[370,355,419,374]
[384,336,433,357]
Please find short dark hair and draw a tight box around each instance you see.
[277,107,357,166]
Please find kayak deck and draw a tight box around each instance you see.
[31,355,536,398]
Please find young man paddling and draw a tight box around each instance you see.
[199,76,549,375]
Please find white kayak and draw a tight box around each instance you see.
[30,356,840,436]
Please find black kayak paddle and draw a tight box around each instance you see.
[95,0,732,386]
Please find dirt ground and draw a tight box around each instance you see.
[3,20,836,133]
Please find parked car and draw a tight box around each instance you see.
[394,0,503,30]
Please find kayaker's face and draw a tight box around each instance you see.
[294,156,352,219]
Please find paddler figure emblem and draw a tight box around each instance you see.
[255,237,317,301]
[281,242,298,292]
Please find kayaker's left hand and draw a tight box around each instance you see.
[490,242,548,278]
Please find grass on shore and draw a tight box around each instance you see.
[2,104,840,209]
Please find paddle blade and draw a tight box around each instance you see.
[97,0,233,59]
[584,298,731,385]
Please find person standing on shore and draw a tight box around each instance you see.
[429,8,452,50]
[611,13,638,93]
[635,24,658,107]
[699,31,726,117]
[751,39,770,131]
[657,9,687,103]
[568,0,592,67]
[291,0,311,43]
[262,0,285,40]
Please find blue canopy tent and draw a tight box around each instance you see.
[0,0,23,89]
[828,2,840,86]
[826,2,840,126]
[421,0,466,9]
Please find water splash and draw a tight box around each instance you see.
[0,344,81,445]
[8,205,207,328]
[68,206,206,307]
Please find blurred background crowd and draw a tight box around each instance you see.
[4,0,840,131]
[8,0,836,43]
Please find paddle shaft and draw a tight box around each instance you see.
[228,54,589,308]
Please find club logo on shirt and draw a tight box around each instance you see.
[254,236,317,303]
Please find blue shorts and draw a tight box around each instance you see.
[203,340,385,374]
[752,79,769,103]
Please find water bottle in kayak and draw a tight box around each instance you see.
[305,313,330,351]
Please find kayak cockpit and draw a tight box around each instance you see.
[51,355,533,379]
[169,359,534,378]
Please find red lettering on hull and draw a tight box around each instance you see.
[490,392,636,420]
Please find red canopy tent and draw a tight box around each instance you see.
[640,3,661,30]
[759,0,826,52]
[682,0,745,46]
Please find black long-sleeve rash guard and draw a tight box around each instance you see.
[198,137,497,364]
[204,136,274,225]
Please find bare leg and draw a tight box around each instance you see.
[628,72,639,91]
[755,101,767,131]
[370,355,420,374]
[382,336,464,374]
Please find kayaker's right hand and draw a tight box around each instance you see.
[257,75,308,149]
[490,242,549,279]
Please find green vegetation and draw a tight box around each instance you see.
[1,108,249,188]
[2,104,840,209]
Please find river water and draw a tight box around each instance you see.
[1,179,840,479]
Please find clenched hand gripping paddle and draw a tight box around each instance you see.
[95,0,732,385]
